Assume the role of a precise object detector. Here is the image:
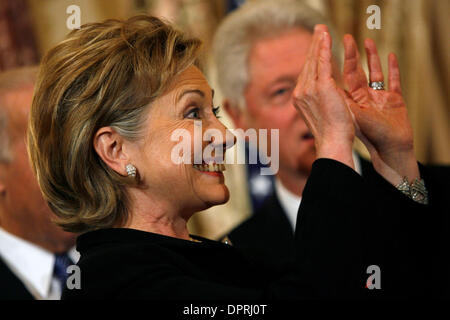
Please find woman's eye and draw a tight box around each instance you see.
[184,108,200,119]
[213,106,221,118]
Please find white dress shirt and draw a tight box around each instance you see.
[275,152,362,231]
[0,227,79,300]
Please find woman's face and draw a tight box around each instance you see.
[129,66,233,216]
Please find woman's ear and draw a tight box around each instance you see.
[93,127,130,176]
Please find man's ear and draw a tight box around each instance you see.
[223,99,248,130]
[93,127,130,176]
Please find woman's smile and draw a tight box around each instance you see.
[192,163,226,177]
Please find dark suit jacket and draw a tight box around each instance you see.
[229,158,450,298]
[0,257,34,300]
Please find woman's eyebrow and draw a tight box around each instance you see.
[177,89,214,102]
[177,89,204,102]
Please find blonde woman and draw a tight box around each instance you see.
[28,16,433,299]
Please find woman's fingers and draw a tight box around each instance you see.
[318,31,332,80]
[364,38,384,83]
[388,53,402,94]
[309,24,328,79]
[304,25,327,80]
[296,24,328,91]
[343,34,368,94]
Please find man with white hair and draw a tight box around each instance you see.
[212,0,450,295]
[0,67,78,299]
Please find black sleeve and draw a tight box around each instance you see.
[294,158,367,298]
[419,164,450,298]
[359,162,450,298]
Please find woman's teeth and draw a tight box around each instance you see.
[193,163,226,172]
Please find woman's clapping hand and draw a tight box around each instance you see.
[293,25,356,170]
[342,35,420,184]
[292,24,420,185]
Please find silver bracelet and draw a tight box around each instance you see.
[395,177,429,205]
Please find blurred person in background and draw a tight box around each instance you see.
[0,67,78,300]
[213,0,450,296]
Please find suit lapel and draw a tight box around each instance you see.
[0,256,34,300]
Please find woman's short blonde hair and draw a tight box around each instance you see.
[28,15,201,233]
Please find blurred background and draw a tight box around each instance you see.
[1,0,448,238]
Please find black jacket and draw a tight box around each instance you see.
[0,257,34,300]
[62,159,440,300]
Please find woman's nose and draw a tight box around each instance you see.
[207,118,236,151]
[224,129,237,151]
[218,118,236,150]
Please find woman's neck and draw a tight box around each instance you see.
[123,190,191,241]
[125,215,190,240]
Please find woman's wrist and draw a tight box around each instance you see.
[370,149,428,204]
[370,155,404,186]
[376,149,420,183]
[316,140,355,170]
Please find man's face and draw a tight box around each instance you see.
[0,86,76,253]
[242,28,316,175]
